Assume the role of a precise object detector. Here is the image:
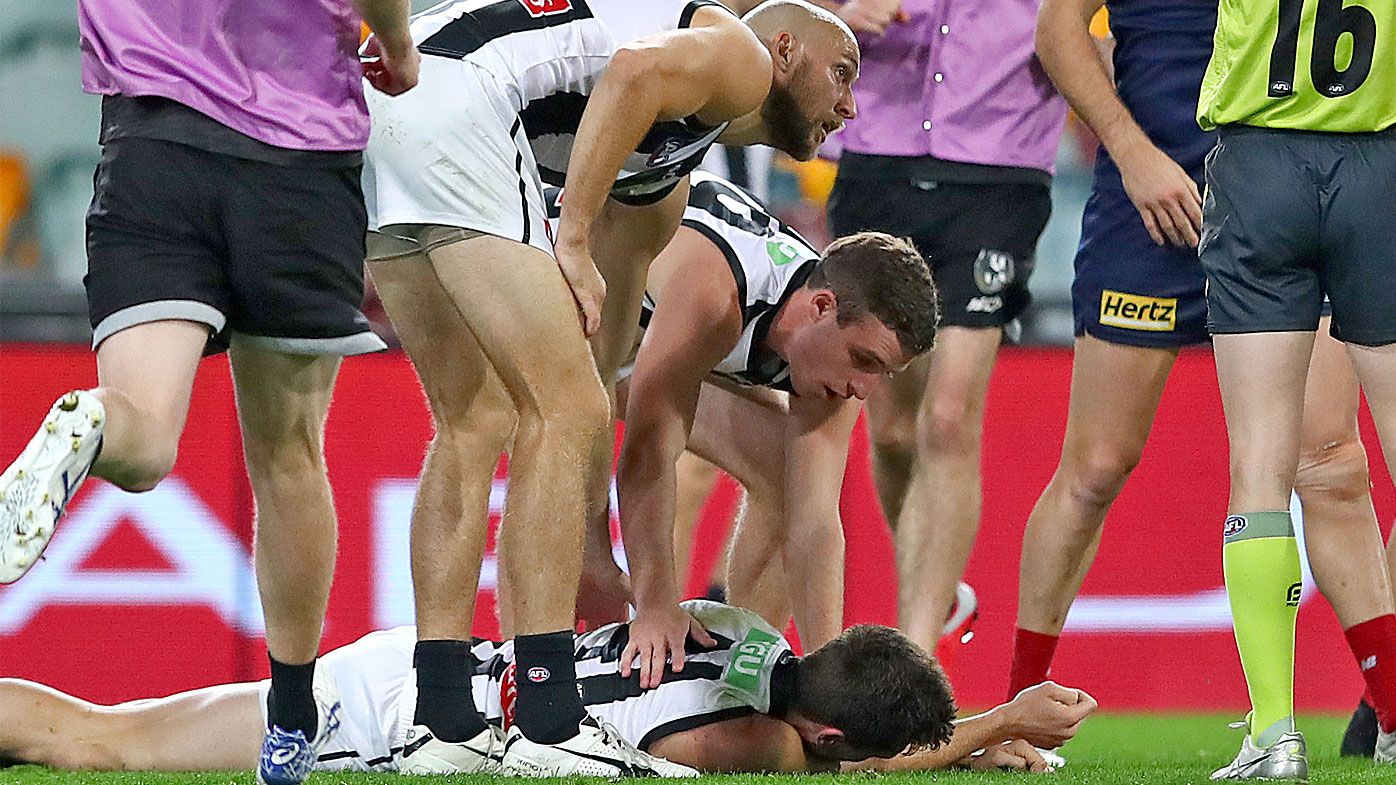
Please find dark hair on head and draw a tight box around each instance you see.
[794,624,956,758]
[805,232,939,358]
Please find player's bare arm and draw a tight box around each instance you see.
[650,712,821,772]
[616,230,747,688]
[781,394,861,649]
[554,9,770,334]
[1037,0,1200,246]
[852,682,1098,772]
[356,0,419,95]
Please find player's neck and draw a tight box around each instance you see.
[769,656,799,717]
[764,299,799,362]
[717,111,769,147]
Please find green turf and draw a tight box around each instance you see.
[2,713,1385,784]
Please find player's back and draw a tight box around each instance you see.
[408,0,717,110]
[477,600,794,749]
[1199,0,1396,131]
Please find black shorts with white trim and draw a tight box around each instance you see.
[85,137,384,356]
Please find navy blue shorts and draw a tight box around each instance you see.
[1072,175,1208,348]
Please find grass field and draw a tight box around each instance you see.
[3,712,1387,785]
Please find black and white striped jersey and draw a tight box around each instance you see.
[408,0,733,204]
[462,600,795,749]
[545,171,820,392]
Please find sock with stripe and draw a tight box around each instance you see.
[414,639,488,742]
[1344,614,1396,734]
[1223,511,1301,747]
[1007,628,1059,701]
[513,630,587,744]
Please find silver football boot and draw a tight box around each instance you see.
[1211,717,1307,782]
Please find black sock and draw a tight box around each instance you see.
[512,630,586,744]
[266,656,318,738]
[414,640,489,742]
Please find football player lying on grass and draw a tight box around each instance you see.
[0,601,1095,775]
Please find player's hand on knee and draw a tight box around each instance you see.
[1001,681,1097,749]
[969,740,1053,773]
[553,241,607,337]
[620,603,716,689]
[1117,142,1203,248]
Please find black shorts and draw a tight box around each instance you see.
[828,173,1050,329]
[85,137,384,355]
[1200,125,1396,347]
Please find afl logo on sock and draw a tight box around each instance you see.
[527,666,551,683]
[1223,515,1247,537]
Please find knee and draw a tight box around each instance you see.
[519,373,611,444]
[1295,436,1371,507]
[241,416,327,494]
[1061,442,1143,514]
[429,393,519,456]
[103,442,178,493]
[916,397,979,457]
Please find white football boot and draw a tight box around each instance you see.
[502,715,698,777]
[1376,727,1396,764]
[1211,718,1307,782]
[399,724,504,774]
[0,391,104,582]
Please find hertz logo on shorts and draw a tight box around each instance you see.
[1099,290,1177,332]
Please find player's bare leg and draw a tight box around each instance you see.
[1295,322,1393,626]
[1009,335,1177,696]
[0,321,206,582]
[681,383,793,631]
[428,234,611,756]
[1340,334,1396,759]
[0,679,262,771]
[575,187,690,627]
[894,326,1002,652]
[674,452,721,589]
[865,352,930,526]
[90,321,209,490]
[724,488,793,630]
[228,338,342,744]
[371,247,516,646]
[1212,330,1313,776]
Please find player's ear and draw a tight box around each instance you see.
[771,31,798,75]
[810,288,837,319]
[813,726,845,749]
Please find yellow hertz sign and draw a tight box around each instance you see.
[1099,290,1177,331]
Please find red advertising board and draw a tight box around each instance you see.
[0,344,1389,711]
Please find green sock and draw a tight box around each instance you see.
[1223,511,1301,747]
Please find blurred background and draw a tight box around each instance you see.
[0,0,1099,346]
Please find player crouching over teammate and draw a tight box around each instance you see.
[530,173,938,665]
[0,601,1096,775]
